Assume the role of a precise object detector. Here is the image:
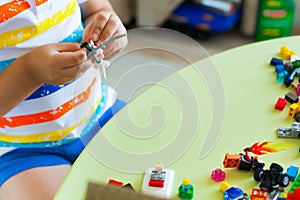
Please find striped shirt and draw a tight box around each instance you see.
[0,0,116,155]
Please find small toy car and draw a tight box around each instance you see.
[223,152,264,171]
[253,163,290,193]
[220,181,250,200]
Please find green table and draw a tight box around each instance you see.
[55,35,300,200]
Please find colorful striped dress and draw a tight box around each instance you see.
[0,0,117,155]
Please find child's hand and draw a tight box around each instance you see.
[23,43,88,85]
[82,12,127,60]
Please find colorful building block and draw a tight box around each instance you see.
[178,178,194,200]
[220,182,250,200]
[287,165,299,182]
[251,188,268,200]
[270,57,284,66]
[211,168,226,182]
[275,98,287,111]
[223,153,241,168]
[141,163,174,199]
[285,92,299,104]
[107,179,124,187]
[287,188,300,200]
[280,46,296,60]
[288,174,300,193]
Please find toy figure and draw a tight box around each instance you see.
[178,178,194,200]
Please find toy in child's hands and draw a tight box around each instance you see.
[80,33,127,79]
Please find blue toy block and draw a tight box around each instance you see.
[276,71,288,83]
[271,57,284,66]
[284,70,296,87]
[287,165,299,182]
[275,64,286,73]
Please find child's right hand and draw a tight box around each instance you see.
[23,43,88,85]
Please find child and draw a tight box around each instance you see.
[0,0,127,199]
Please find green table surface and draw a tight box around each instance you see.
[55,35,300,200]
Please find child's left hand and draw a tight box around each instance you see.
[82,11,127,60]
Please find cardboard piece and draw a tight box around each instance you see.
[85,182,168,200]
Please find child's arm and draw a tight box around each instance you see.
[0,43,87,117]
[80,0,128,59]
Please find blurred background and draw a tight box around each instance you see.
[105,0,300,100]
[110,0,300,47]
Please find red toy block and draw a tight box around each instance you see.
[149,180,164,188]
[251,188,267,200]
[107,179,124,187]
[275,97,287,111]
[287,188,300,200]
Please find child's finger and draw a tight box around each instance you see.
[98,15,120,44]
[89,12,111,43]
[56,49,87,68]
[56,43,81,52]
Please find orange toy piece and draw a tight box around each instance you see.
[223,153,241,168]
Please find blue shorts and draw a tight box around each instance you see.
[0,99,126,187]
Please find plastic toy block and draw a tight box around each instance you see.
[277,71,288,83]
[251,196,267,200]
[288,103,300,118]
[291,122,300,137]
[295,67,300,77]
[149,180,164,188]
[178,178,194,200]
[294,112,300,122]
[284,62,294,73]
[296,85,300,96]
[287,165,299,182]
[276,64,286,73]
[285,92,299,104]
[275,98,287,111]
[291,55,300,62]
[220,182,250,200]
[280,192,288,199]
[280,46,296,60]
[293,60,300,68]
[107,179,124,187]
[291,80,299,88]
[284,70,296,87]
[223,153,241,168]
[251,188,268,200]
[288,174,300,193]
[278,128,293,138]
[148,169,166,188]
[141,168,174,199]
[287,188,300,200]
[237,154,254,171]
[211,168,226,182]
[271,57,284,66]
